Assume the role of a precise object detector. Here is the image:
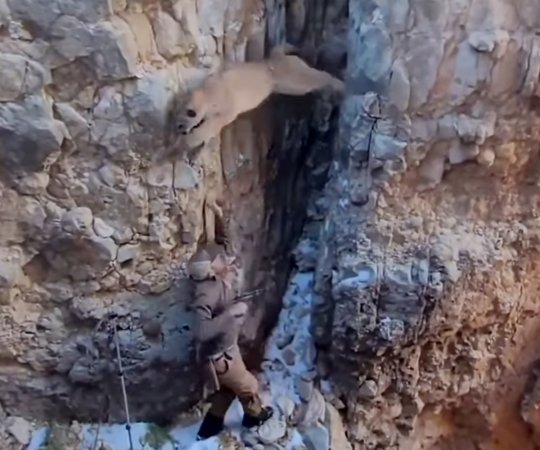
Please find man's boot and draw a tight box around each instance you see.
[196,412,224,440]
[197,388,236,440]
[240,394,274,428]
[242,405,274,428]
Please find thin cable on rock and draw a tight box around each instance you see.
[113,322,134,450]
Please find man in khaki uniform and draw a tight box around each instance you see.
[187,246,273,440]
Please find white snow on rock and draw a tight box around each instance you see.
[26,272,318,450]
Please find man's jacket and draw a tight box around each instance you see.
[192,277,242,359]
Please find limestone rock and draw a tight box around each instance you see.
[358,379,378,399]
[98,443,115,450]
[90,17,138,81]
[302,368,318,382]
[0,95,69,176]
[174,162,200,190]
[6,416,32,445]
[19,197,47,235]
[138,269,172,294]
[325,403,352,450]
[276,396,296,419]
[9,0,111,35]
[388,59,410,111]
[521,36,540,96]
[454,114,496,145]
[153,10,194,58]
[0,54,51,102]
[295,377,314,402]
[124,69,177,157]
[297,389,326,427]
[300,423,329,450]
[521,369,540,446]
[1,0,535,446]
[450,41,492,103]
[372,132,408,162]
[61,207,94,235]
[112,227,133,245]
[117,243,140,264]
[406,35,444,108]
[378,317,406,342]
[53,102,90,143]
[8,0,62,34]
[418,151,445,191]
[111,0,126,13]
[350,25,392,90]
[241,429,260,448]
[448,142,480,165]
[172,0,202,49]
[293,238,319,272]
[93,218,115,238]
[275,333,294,350]
[257,417,287,444]
[45,282,74,303]
[56,0,112,23]
[196,0,227,37]
[90,87,130,157]
[0,250,23,289]
[49,15,95,61]
[147,162,174,188]
[45,234,118,281]
[43,422,85,450]
[97,162,128,189]
[16,172,50,196]
[69,358,104,384]
[0,0,9,28]
[468,29,509,54]
[282,346,296,366]
[121,12,160,63]
[476,148,496,167]
[70,296,103,321]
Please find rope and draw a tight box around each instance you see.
[90,421,101,450]
[113,322,134,450]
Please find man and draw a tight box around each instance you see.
[187,246,273,440]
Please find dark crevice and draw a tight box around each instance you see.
[252,87,341,364]
[244,0,347,369]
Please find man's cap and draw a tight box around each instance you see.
[187,249,212,280]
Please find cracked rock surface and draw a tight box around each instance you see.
[4,0,540,449]
[310,0,540,449]
[0,0,341,424]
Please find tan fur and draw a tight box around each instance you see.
[174,47,345,150]
[268,49,345,94]
[202,198,235,253]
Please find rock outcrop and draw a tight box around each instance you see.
[311,0,540,449]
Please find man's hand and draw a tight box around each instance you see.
[212,254,239,287]
[228,302,247,326]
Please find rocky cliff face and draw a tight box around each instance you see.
[2,0,540,449]
[310,0,540,449]
[0,0,341,424]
